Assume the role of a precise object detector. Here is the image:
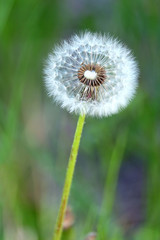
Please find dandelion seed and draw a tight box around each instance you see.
[44,31,138,117]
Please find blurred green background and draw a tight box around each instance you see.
[0,0,160,239]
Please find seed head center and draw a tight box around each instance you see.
[78,63,106,87]
[84,70,97,80]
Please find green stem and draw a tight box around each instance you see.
[53,114,85,240]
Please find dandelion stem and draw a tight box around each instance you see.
[53,114,85,240]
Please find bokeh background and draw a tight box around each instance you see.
[0,0,160,239]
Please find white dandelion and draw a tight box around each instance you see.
[44,31,138,117]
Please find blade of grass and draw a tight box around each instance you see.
[97,130,128,240]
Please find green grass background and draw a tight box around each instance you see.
[0,0,160,239]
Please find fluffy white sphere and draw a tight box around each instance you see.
[44,32,138,117]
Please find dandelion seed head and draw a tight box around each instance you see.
[44,31,138,117]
